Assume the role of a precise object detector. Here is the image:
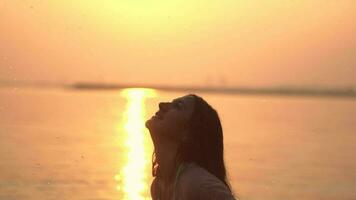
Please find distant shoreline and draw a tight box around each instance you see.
[1,80,355,99]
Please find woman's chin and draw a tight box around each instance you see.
[145,118,164,145]
[145,118,152,129]
[145,116,160,130]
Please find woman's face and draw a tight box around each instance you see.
[145,94,195,144]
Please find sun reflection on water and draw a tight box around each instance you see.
[116,88,156,200]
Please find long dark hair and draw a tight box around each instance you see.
[151,94,231,191]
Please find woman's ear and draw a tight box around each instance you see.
[181,134,188,143]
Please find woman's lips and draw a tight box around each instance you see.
[154,111,164,120]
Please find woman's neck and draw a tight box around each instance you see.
[155,141,179,183]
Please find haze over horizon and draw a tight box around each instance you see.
[1,1,355,88]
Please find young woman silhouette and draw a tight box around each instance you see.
[145,94,236,200]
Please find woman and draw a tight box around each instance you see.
[145,94,236,200]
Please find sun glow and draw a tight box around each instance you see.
[44,0,221,38]
[116,88,156,200]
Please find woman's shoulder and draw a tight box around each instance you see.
[177,162,236,200]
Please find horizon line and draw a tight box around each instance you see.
[0,80,355,98]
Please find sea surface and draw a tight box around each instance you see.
[0,88,355,200]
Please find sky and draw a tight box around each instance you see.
[0,0,355,88]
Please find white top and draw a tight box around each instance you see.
[151,162,237,200]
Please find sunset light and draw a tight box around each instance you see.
[1,1,356,199]
[116,88,156,199]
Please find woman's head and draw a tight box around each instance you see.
[145,94,196,144]
[145,94,231,190]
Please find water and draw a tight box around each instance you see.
[0,88,355,200]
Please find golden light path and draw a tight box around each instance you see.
[116,88,156,200]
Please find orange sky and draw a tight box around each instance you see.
[0,0,355,87]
